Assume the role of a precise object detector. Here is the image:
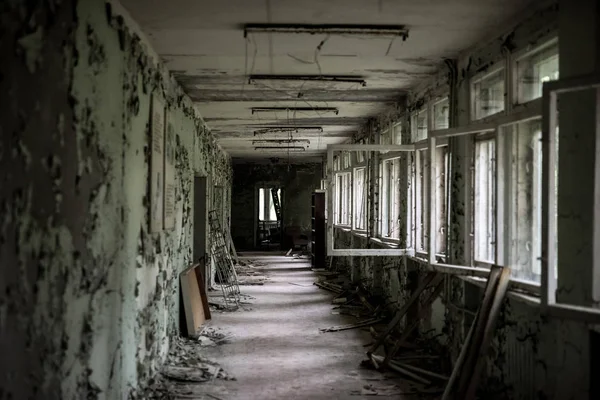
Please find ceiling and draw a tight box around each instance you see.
[121,0,536,161]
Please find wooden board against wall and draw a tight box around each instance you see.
[180,265,206,336]
[193,262,212,321]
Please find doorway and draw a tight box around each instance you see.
[256,187,283,250]
[193,176,208,285]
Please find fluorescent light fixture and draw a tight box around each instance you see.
[244,24,409,40]
[252,139,310,146]
[251,107,339,115]
[249,74,366,87]
[255,146,306,152]
[253,126,323,135]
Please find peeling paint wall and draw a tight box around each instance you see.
[0,0,232,398]
[231,161,322,250]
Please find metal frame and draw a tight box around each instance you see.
[244,23,409,39]
[251,107,339,115]
[248,74,367,87]
[541,73,600,323]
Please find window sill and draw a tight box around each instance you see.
[370,237,402,249]
[333,225,352,232]
[351,230,368,239]
[459,276,540,306]
[408,258,541,306]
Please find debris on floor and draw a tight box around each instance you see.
[130,337,235,400]
[198,326,232,346]
[235,259,269,286]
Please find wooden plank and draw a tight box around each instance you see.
[455,266,502,396]
[370,355,431,385]
[319,318,383,332]
[441,309,478,400]
[367,272,440,356]
[442,265,503,400]
[463,267,511,400]
[392,361,449,381]
[180,265,206,337]
[193,263,211,321]
[382,280,445,366]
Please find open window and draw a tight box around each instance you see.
[540,73,600,323]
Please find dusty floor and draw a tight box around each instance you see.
[190,253,424,400]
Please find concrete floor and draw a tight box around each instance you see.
[196,254,423,399]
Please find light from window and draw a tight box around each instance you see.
[472,68,505,120]
[516,41,559,104]
[406,153,415,248]
[411,110,428,142]
[381,128,391,145]
[393,123,403,144]
[474,138,496,263]
[380,159,400,239]
[435,146,449,254]
[416,149,429,251]
[433,98,450,130]
[259,188,280,221]
[335,173,351,225]
[354,167,367,230]
[502,120,542,282]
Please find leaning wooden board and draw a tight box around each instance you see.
[180,265,207,336]
[193,263,212,321]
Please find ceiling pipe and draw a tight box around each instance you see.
[248,74,367,87]
[251,107,339,115]
[252,139,311,145]
[254,146,306,152]
[244,23,409,40]
[253,126,323,135]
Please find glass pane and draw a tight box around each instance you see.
[474,138,496,262]
[259,188,265,220]
[411,110,428,142]
[516,42,559,104]
[269,189,279,221]
[505,120,542,282]
[472,69,505,120]
[417,150,430,250]
[406,153,415,248]
[435,147,449,254]
[433,98,450,130]
[393,123,403,144]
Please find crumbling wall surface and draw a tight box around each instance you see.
[231,161,322,250]
[0,0,232,399]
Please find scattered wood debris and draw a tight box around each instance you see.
[320,317,384,333]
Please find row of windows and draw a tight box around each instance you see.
[331,38,559,286]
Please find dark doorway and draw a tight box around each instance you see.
[194,176,208,286]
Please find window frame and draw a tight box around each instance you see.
[471,65,506,121]
[327,144,415,256]
[512,37,559,107]
[353,166,368,232]
[540,73,600,323]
